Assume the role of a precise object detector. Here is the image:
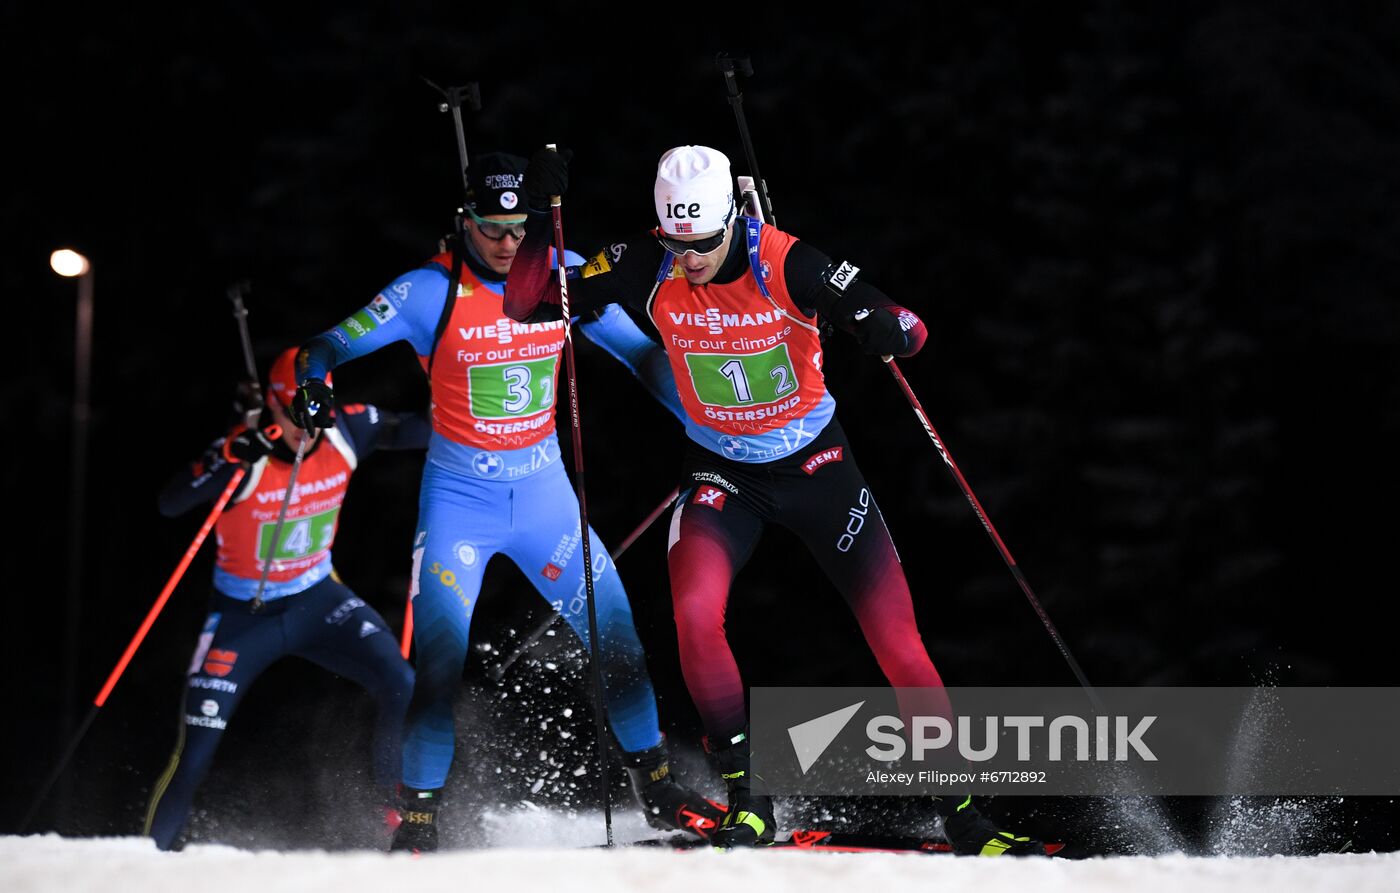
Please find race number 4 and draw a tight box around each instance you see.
[257,508,340,561]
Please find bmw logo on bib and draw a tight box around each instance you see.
[719,436,750,460]
[473,451,504,478]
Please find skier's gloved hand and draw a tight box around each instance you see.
[525,146,572,210]
[851,307,910,357]
[289,378,335,431]
[223,425,279,464]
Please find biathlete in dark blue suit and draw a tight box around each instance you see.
[144,348,426,851]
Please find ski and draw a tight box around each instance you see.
[629,828,1066,856]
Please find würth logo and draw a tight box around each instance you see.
[692,485,727,510]
[802,447,843,475]
[203,649,239,678]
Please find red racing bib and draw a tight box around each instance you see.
[649,226,826,436]
[427,253,566,451]
[216,429,357,581]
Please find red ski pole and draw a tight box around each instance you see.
[547,144,614,847]
[400,595,414,660]
[21,448,261,832]
[873,353,1103,708]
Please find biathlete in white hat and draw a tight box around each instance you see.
[503,145,1047,855]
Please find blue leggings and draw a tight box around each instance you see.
[402,459,662,789]
[145,577,414,850]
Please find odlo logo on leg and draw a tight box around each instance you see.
[836,489,870,553]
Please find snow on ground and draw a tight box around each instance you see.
[5,809,1398,893]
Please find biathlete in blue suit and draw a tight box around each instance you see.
[290,153,723,852]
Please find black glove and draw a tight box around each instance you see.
[289,377,335,430]
[851,307,910,357]
[525,146,573,210]
[223,426,278,464]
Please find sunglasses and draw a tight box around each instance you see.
[656,228,728,257]
[468,210,528,242]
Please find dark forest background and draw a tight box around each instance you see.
[4,2,1398,854]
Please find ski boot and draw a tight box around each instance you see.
[623,741,726,840]
[935,795,1046,856]
[708,729,776,849]
[390,786,441,854]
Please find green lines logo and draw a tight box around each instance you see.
[340,296,396,341]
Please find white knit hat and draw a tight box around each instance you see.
[654,146,735,235]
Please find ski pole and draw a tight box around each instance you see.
[721,57,1100,704]
[251,429,312,611]
[610,485,682,558]
[861,321,1104,709]
[547,143,613,847]
[400,593,413,660]
[20,462,255,832]
[487,485,681,682]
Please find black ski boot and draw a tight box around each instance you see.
[708,730,776,849]
[390,786,441,854]
[935,796,1046,856]
[623,742,726,840]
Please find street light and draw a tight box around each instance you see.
[50,247,93,820]
[50,249,91,278]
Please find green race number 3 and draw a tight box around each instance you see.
[468,356,558,419]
